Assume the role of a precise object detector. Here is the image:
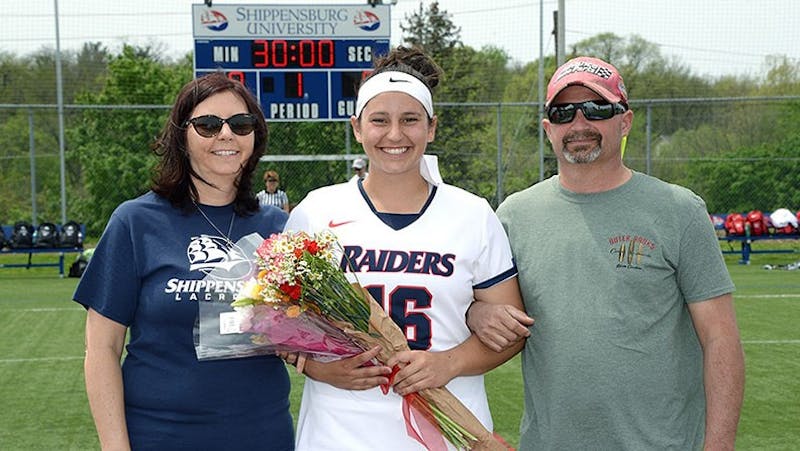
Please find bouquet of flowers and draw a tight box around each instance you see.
[194,232,362,362]
[195,231,508,451]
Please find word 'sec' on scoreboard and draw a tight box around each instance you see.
[192,4,390,121]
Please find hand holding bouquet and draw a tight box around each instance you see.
[195,231,509,450]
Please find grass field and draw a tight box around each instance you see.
[0,248,798,450]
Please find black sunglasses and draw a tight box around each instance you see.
[184,113,257,138]
[547,100,627,124]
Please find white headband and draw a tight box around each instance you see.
[354,71,434,118]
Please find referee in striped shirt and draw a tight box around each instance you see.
[256,170,290,212]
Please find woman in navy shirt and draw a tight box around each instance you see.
[74,73,294,450]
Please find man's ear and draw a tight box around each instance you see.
[621,109,634,137]
[542,118,553,142]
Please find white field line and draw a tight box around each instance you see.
[0,356,84,363]
[742,340,800,345]
[735,294,800,299]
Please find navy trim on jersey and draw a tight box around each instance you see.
[474,265,518,289]
[358,178,439,230]
[376,212,419,230]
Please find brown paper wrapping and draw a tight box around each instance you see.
[335,285,507,451]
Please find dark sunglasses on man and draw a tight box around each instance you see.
[184,113,257,138]
[547,100,627,125]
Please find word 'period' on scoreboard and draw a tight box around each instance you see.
[192,4,391,121]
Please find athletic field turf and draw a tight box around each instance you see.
[0,250,797,450]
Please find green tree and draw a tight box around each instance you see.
[400,1,461,54]
[0,44,109,225]
[648,55,800,203]
[0,52,48,222]
[760,55,800,95]
[69,45,191,235]
[687,131,800,213]
[499,57,558,194]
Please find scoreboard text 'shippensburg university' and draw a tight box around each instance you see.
[192,4,390,121]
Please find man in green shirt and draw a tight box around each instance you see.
[468,56,744,450]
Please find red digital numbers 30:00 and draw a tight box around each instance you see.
[251,39,335,68]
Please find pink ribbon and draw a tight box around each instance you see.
[381,365,447,451]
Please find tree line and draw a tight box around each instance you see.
[1,2,798,236]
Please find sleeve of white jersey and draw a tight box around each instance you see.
[473,200,517,289]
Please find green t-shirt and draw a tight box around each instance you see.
[497,172,734,451]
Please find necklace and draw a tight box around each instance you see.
[192,199,236,247]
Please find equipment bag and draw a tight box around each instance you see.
[34,222,59,248]
[59,220,83,248]
[746,210,768,236]
[724,213,745,236]
[10,221,35,248]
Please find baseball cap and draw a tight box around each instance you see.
[352,158,366,170]
[546,56,628,107]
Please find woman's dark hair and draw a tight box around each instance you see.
[370,46,443,93]
[151,72,267,216]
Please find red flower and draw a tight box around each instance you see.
[279,282,302,301]
[304,239,319,255]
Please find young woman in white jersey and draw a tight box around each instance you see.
[284,47,530,450]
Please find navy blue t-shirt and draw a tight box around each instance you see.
[74,192,294,450]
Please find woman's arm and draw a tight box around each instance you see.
[84,308,131,451]
[389,277,529,395]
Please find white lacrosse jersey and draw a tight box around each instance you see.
[285,180,516,451]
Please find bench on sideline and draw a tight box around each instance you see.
[711,213,799,265]
[0,224,85,277]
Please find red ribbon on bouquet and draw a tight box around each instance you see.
[381,365,448,451]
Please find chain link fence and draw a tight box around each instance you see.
[2,96,799,237]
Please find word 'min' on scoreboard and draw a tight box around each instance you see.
[192,4,391,121]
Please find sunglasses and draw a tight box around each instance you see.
[265,178,278,182]
[547,100,627,124]
[184,113,257,138]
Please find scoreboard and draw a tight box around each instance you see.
[192,4,390,121]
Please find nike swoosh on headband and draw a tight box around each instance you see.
[389,77,411,83]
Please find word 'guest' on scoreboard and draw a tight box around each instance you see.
[192,4,390,121]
